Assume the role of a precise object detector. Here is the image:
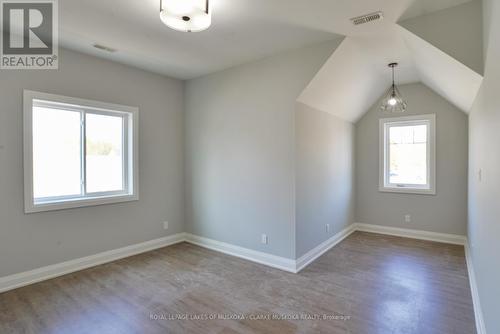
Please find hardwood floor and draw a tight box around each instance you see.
[0,232,476,334]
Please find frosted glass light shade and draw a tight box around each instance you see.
[160,0,211,32]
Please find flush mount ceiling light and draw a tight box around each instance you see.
[160,0,211,32]
[380,63,407,113]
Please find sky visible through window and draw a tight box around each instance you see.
[32,106,124,200]
[33,106,81,199]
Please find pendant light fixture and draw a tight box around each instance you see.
[380,62,407,113]
[160,0,211,32]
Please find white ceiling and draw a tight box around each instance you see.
[400,0,475,20]
[58,0,475,79]
[399,26,483,113]
[298,0,483,122]
[57,0,483,122]
[59,0,340,80]
[297,28,419,123]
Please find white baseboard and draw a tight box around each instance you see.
[295,224,356,272]
[0,233,185,294]
[184,233,297,273]
[184,226,357,274]
[0,221,482,334]
[354,223,467,245]
[465,242,487,334]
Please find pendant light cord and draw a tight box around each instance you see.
[392,65,395,89]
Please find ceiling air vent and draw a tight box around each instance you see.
[93,44,117,53]
[350,11,384,25]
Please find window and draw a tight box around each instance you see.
[24,90,139,213]
[379,114,435,195]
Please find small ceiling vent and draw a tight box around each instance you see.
[350,11,384,25]
[93,44,117,53]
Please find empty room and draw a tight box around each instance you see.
[0,0,498,333]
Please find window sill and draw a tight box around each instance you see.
[379,186,436,195]
[25,193,139,213]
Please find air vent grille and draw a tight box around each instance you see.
[93,44,117,53]
[350,11,384,25]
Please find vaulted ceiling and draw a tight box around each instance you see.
[298,0,484,122]
[57,0,484,122]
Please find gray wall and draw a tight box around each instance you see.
[184,40,340,259]
[400,0,483,75]
[0,48,185,277]
[355,83,468,235]
[295,103,355,258]
[468,0,500,332]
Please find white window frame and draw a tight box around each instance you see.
[379,114,436,195]
[23,90,139,213]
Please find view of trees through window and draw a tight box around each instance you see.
[86,113,124,193]
[388,124,427,185]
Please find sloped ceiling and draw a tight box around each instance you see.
[298,0,484,123]
[53,0,479,80]
[399,0,475,20]
[399,0,483,75]
[295,37,391,123]
[55,0,484,119]
[399,26,483,114]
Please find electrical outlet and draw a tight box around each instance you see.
[404,215,411,223]
[326,224,331,233]
[261,234,268,245]
[163,221,169,230]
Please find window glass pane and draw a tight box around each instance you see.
[33,106,82,199]
[389,124,427,185]
[85,113,124,193]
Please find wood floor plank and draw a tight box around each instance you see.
[0,232,476,334]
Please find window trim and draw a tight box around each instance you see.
[379,114,436,195]
[23,90,139,213]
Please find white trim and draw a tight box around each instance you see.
[184,233,297,273]
[0,233,185,293]
[379,114,436,195]
[0,222,479,324]
[29,194,139,213]
[23,90,140,213]
[295,224,356,272]
[25,90,139,115]
[184,225,358,274]
[354,223,466,245]
[465,242,487,334]
[0,223,485,334]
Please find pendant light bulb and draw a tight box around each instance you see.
[388,97,397,106]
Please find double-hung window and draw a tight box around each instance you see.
[379,114,436,195]
[24,90,139,213]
